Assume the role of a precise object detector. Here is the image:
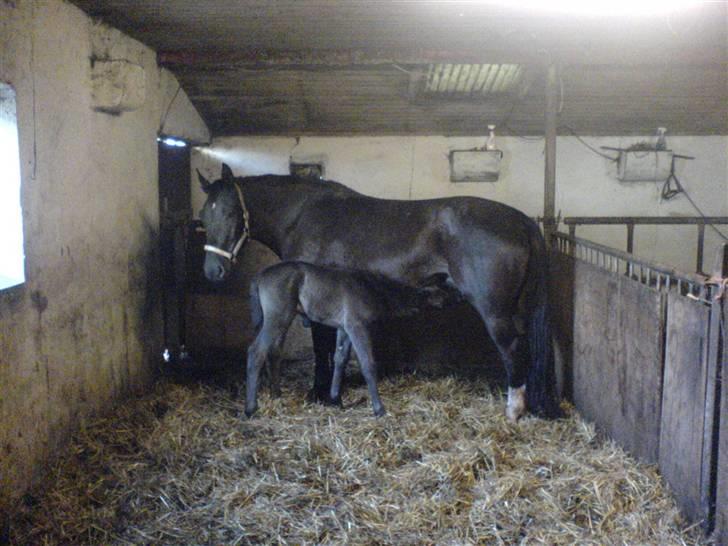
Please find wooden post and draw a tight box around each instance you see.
[697,223,706,274]
[627,223,635,254]
[543,63,559,248]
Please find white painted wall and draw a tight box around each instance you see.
[192,135,727,273]
[0,0,209,509]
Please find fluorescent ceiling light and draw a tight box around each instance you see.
[158,137,187,147]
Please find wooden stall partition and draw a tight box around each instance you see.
[659,295,712,523]
[572,260,665,463]
[661,245,726,531]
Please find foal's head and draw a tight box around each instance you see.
[198,163,249,282]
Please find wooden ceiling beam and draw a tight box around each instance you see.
[158,44,726,70]
[158,48,545,68]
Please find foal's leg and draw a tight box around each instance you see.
[245,319,292,417]
[330,329,352,406]
[245,335,269,417]
[483,315,530,422]
[346,325,386,417]
[309,322,338,404]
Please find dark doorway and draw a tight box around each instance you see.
[158,138,191,359]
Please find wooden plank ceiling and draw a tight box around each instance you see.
[72,1,727,137]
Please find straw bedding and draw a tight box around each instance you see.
[8,360,709,545]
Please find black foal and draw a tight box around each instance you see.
[245,261,459,417]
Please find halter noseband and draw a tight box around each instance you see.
[203,181,251,263]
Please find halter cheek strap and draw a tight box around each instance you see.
[203,182,251,263]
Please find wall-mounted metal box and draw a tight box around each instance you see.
[449,150,503,183]
[617,150,673,181]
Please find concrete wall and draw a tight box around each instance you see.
[0,0,209,509]
[192,135,728,274]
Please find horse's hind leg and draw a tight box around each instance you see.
[330,329,352,406]
[346,325,386,417]
[483,315,530,422]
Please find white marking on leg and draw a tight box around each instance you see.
[506,385,527,422]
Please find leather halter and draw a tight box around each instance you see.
[203,181,250,263]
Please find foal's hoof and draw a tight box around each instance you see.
[373,407,387,418]
[330,396,344,408]
[244,407,258,418]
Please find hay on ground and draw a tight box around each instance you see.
[8,360,710,545]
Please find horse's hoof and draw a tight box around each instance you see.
[506,385,527,423]
[244,407,258,418]
[373,407,386,418]
[330,396,344,408]
[306,388,338,406]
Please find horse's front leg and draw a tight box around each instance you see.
[309,322,338,404]
[330,329,352,406]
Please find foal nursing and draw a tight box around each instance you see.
[245,261,460,417]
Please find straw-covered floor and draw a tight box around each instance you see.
[9,360,709,545]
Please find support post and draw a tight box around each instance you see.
[626,223,635,254]
[543,63,559,247]
[697,223,706,274]
[703,244,727,535]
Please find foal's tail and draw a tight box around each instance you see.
[249,277,264,333]
[525,222,562,419]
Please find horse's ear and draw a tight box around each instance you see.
[197,169,211,193]
[221,163,234,181]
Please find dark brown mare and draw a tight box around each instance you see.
[198,163,560,420]
[245,261,461,418]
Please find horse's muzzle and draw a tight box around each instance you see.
[204,254,230,282]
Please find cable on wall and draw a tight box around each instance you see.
[158,83,182,135]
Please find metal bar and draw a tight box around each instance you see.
[564,216,728,225]
[553,232,708,286]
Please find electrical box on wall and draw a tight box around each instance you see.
[449,150,503,183]
[617,150,674,182]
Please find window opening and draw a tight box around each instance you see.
[0,83,25,290]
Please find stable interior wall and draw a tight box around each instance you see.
[192,135,728,274]
[0,0,209,511]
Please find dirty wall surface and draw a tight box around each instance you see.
[0,0,208,510]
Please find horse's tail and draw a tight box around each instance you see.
[525,221,562,418]
[249,276,264,333]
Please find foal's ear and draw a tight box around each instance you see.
[197,169,211,193]
[221,163,234,180]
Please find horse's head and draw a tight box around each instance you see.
[198,163,250,282]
